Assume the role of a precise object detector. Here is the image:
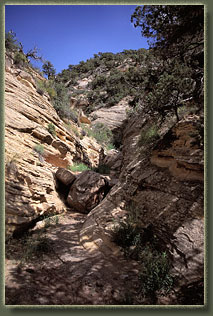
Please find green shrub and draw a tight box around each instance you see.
[36,80,56,100]
[80,124,93,138]
[47,123,56,137]
[113,221,142,254]
[81,122,114,149]
[71,126,80,137]
[5,31,21,52]
[33,144,44,155]
[43,215,60,228]
[36,79,46,95]
[112,203,174,299]
[14,52,27,67]
[112,203,143,258]
[67,163,90,172]
[69,109,78,124]
[106,143,115,151]
[138,125,159,147]
[15,233,52,263]
[52,82,74,120]
[46,86,56,99]
[138,247,173,297]
[91,123,114,148]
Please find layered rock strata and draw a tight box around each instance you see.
[80,113,204,298]
[5,61,102,236]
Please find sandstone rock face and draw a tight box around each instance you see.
[80,113,204,301]
[90,97,131,144]
[67,170,109,213]
[151,118,203,181]
[5,61,102,236]
[17,70,36,88]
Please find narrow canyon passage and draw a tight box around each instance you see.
[5,211,139,305]
[4,6,204,306]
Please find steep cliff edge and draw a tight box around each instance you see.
[5,60,102,237]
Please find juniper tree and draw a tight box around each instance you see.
[5,30,21,51]
[131,5,204,116]
[42,61,56,79]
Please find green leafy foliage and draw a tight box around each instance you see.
[138,247,173,297]
[14,52,28,67]
[36,78,78,122]
[42,61,56,79]
[47,123,56,137]
[131,5,204,111]
[5,30,21,51]
[131,5,204,58]
[144,59,195,121]
[91,123,114,149]
[52,82,75,120]
[33,144,44,155]
[56,48,150,111]
[67,163,90,172]
[81,122,114,149]
[138,124,159,147]
[22,235,52,261]
[6,31,43,71]
[113,203,174,299]
[113,221,142,253]
[70,125,80,137]
[36,79,56,99]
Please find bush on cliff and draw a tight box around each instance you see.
[14,52,28,67]
[90,123,114,149]
[5,30,21,52]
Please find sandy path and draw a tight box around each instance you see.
[5,211,139,305]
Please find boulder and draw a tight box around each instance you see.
[67,170,109,213]
[55,168,76,186]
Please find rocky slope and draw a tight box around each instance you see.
[80,111,204,302]
[5,56,102,237]
[5,50,204,305]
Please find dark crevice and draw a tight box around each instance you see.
[12,214,49,239]
[55,178,71,201]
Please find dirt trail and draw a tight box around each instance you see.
[5,211,140,305]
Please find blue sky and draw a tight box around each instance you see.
[5,5,148,74]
